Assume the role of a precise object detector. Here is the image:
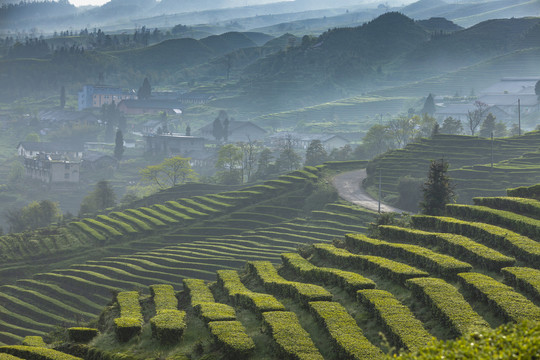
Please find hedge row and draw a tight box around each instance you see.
[96,215,137,234]
[67,328,99,343]
[0,345,82,360]
[182,279,236,323]
[208,321,255,359]
[309,301,383,360]
[261,311,324,360]
[68,222,105,242]
[124,209,166,227]
[216,270,285,314]
[166,200,211,215]
[108,212,152,231]
[21,337,46,347]
[0,354,23,360]
[507,184,540,200]
[151,204,193,221]
[82,219,122,238]
[446,204,540,240]
[501,267,540,301]
[412,215,540,266]
[149,284,186,344]
[473,196,540,219]
[281,253,375,293]
[345,234,472,277]
[137,207,177,224]
[458,272,540,322]
[313,244,428,284]
[246,261,332,305]
[378,225,515,270]
[114,291,143,342]
[357,289,432,352]
[405,277,489,336]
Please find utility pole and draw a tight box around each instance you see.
[378,169,382,213]
[491,131,494,169]
[518,98,521,136]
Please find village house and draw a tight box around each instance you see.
[23,153,80,184]
[38,109,99,127]
[267,133,350,151]
[144,133,206,158]
[78,85,136,110]
[17,142,84,160]
[117,99,184,116]
[197,120,267,142]
[81,152,118,171]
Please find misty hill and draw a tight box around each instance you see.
[416,17,463,33]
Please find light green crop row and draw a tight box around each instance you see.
[357,289,432,352]
[166,200,210,215]
[345,234,472,277]
[406,277,489,336]
[182,279,236,322]
[124,209,166,227]
[114,291,143,342]
[507,183,540,200]
[412,215,540,266]
[96,215,137,234]
[313,244,428,284]
[309,301,383,360]
[281,253,375,293]
[82,218,122,238]
[473,196,540,219]
[0,345,82,359]
[458,272,540,322]
[149,309,186,345]
[501,267,540,301]
[138,207,178,224]
[68,222,105,242]
[208,321,255,357]
[262,311,324,360]
[0,353,23,360]
[378,225,515,270]
[108,212,152,231]
[446,204,540,240]
[216,270,285,314]
[246,261,332,305]
[21,336,46,347]
[182,279,215,307]
[150,284,178,313]
[151,204,194,221]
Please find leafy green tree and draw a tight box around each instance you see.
[5,200,61,233]
[494,122,508,137]
[216,144,243,184]
[114,129,124,160]
[329,144,353,161]
[421,93,436,115]
[238,139,260,183]
[467,101,488,136]
[276,135,301,172]
[420,159,456,216]
[212,117,224,142]
[79,180,116,216]
[140,156,197,189]
[254,147,274,180]
[388,115,417,148]
[479,113,496,138]
[8,162,25,184]
[362,124,393,158]
[25,132,40,142]
[305,139,328,166]
[137,77,151,100]
[440,117,463,135]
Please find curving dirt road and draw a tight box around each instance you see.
[332,169,405,213]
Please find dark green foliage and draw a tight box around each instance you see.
[79,181,116,216]
[137,77,151,100]
[421,93,435,115]
[5,200,61,233]
[396,176,423,211]
[479,113,496,138]
[440,117,463,135]
[304,140,328,166]
[114,129,124,160]
[67,328,99,343]
[535,80,540,97]
[420,159,455,216]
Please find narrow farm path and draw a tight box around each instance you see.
[332,169,405,213]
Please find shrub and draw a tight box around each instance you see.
[67,328,99,343]
[82,219,122,238]
[21,336,46,347]
[502,266,540,300]
[208,321,255,358]
[149,310,186,344]
[507,183,540,200]
[261,311,324,360]
[406,277,489,336]
[309,301,384,359]
[0,345,82,360]
[114,291,142,342]
[357,289,432,352]
[182,279,215,306]
[473,196,540,219]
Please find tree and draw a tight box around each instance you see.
[5,200,61,233]
[186,124,191,136]
[239,138,260,183]
[362,124,393,158]
[212,117,224,142]
[479,113,496,138]
[388,115,417,148]
[305,140,328,166]
[60,85,65,109]
[467,101,488,136]
[137,77,151,100]
[494,122,508,138]
[420,159,456,216]
[114,129,124,160]
[535,80,540,98]
[140,156,197,189]
[440,117,463,135]
[25,132,40,142]
[254,147,274,180]
[276,135,302,172]
[215,144,243,184]
[421,93,436,115]
[79,180,116,216]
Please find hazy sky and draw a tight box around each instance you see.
[70,0,109,6]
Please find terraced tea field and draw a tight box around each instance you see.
[365,132,540,205]
[1,174,540,359]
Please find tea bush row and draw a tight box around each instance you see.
[114,291,142,342]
